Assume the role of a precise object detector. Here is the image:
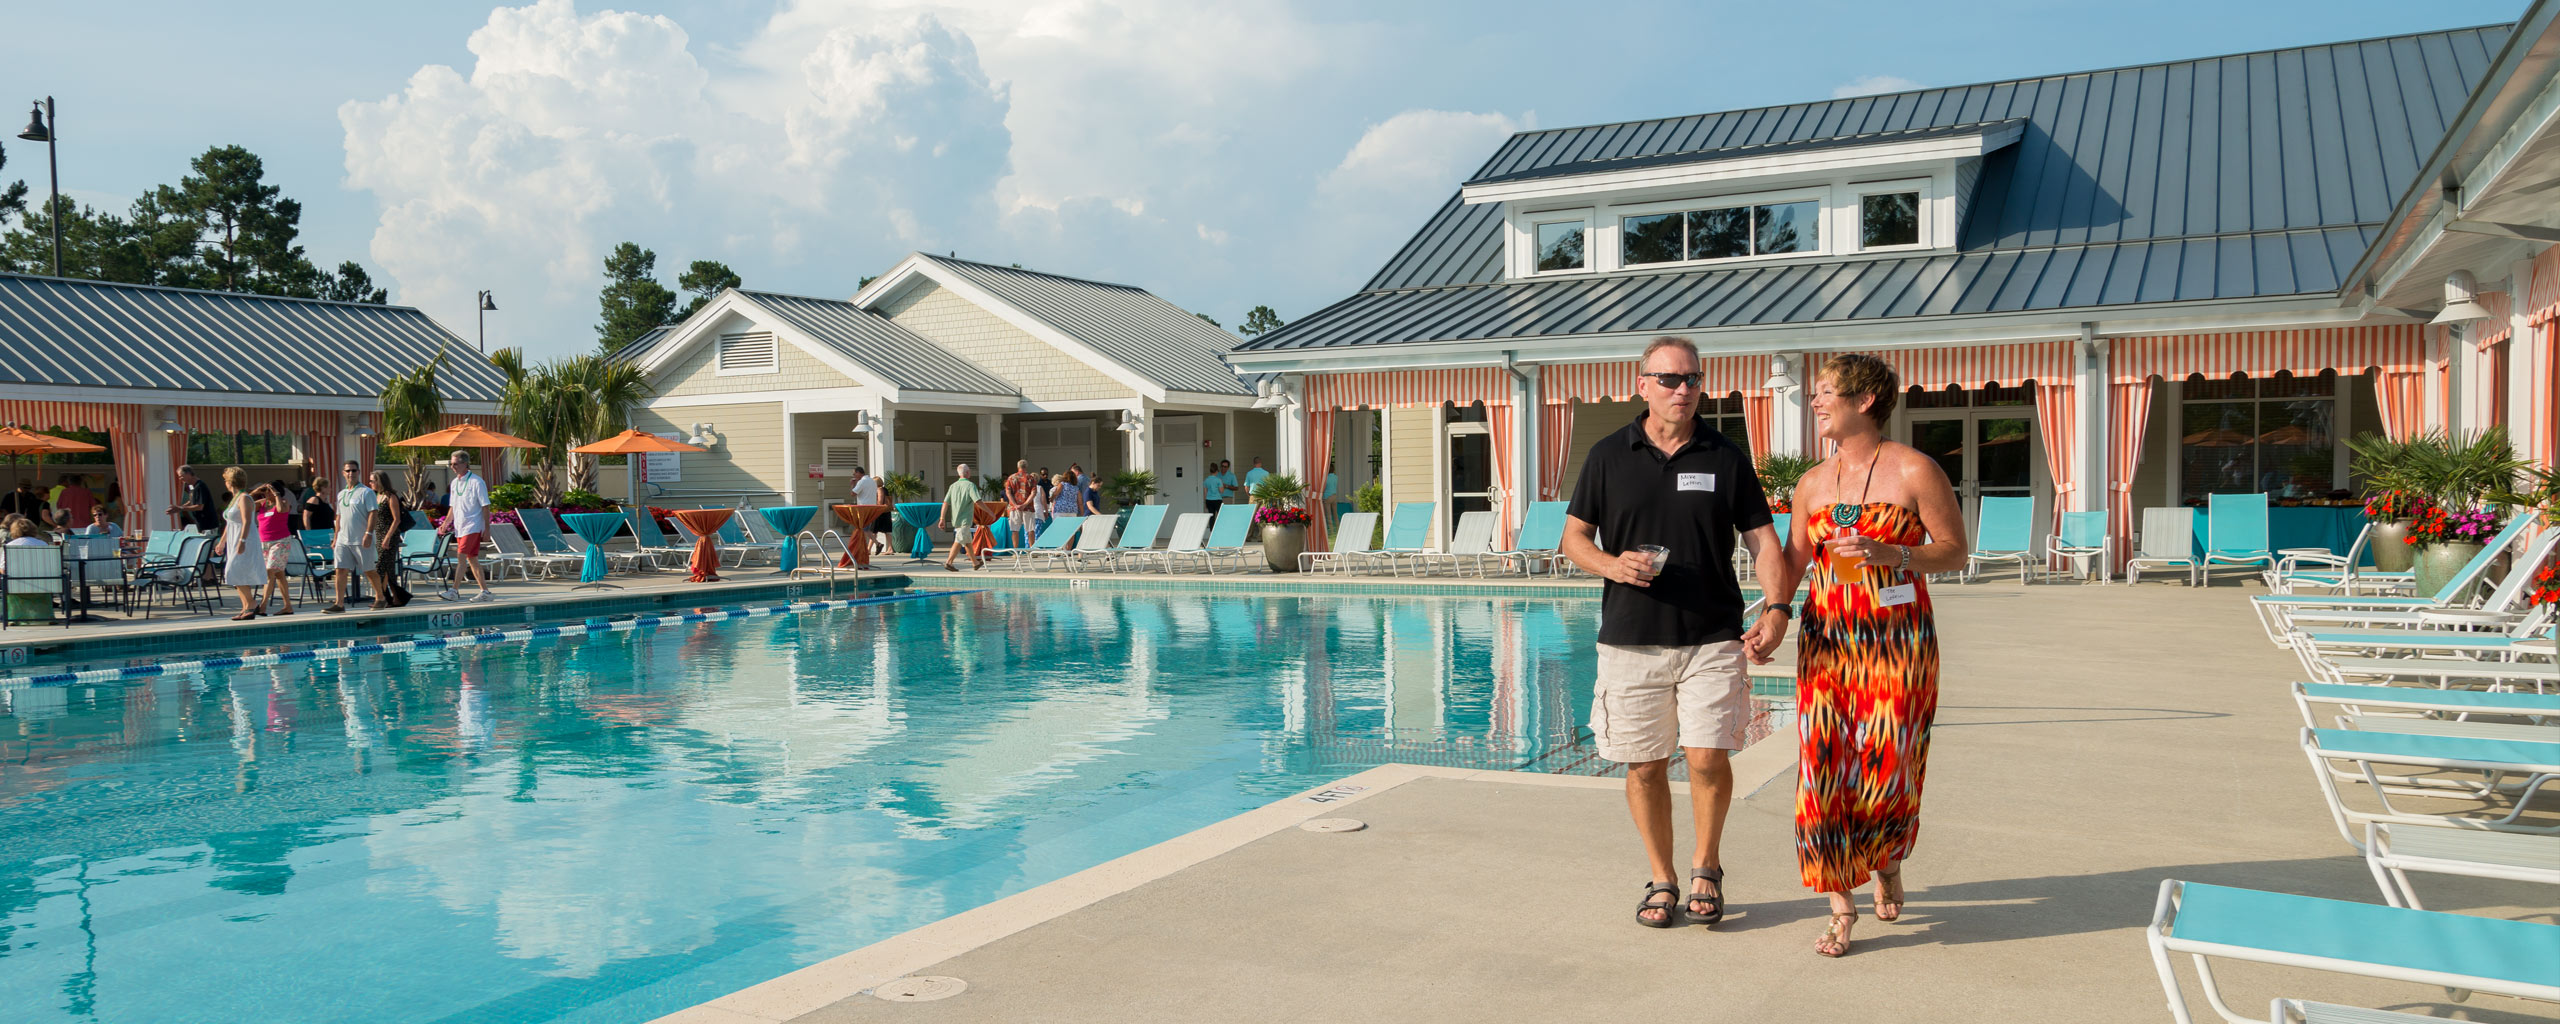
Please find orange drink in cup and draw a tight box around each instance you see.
[1830,526,1866,575]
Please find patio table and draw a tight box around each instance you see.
[970,500,1007,560]
[668,508,734,583]
[561,512,627,586]
[894,502,940,561]
[757,505,818,573]
[833,504,889,568]
[2187,505,2369,566]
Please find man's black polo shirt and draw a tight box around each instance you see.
[1567,412,1772,646]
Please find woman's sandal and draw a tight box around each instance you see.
[1682,867,1725,926]
[1815,911,1857,957]
[1635,881,1681,929]
[1875,868,1905,923]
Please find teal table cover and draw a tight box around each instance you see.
[561,513,625,583]
[896,502,940,559]
[2188,506,2368,566]
[758,505,818,571]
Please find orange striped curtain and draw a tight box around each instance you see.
[2536,324,2560,470]
[2033,381,2076,567]
[2471,291,2514,350]
[1487,403,1516,545]
[0,400,155,533]
[1304,409,1332,554]
[2373,369,2428,440]
[1743,394,1773,456]
[2107,381,2152,572]
[1538,402,1574,500]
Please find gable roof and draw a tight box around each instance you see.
[617,289,1016,398]
[0,272,504,401]
[1241,23,2510,355]
[909,255,1253,396]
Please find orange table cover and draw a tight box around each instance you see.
[668,508,735,582]
[969,500,1008,559]
[834,504,890,567]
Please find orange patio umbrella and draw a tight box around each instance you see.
[2180,427,2253,447]
[569,429,705,455]
[386,423,545,449]
[0,424,108,491]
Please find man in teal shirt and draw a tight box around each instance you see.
[1242,457,1269,499]
[940,462,985,571]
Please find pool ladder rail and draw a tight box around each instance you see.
[794,529,862,584]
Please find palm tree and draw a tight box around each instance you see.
[380,354,446,501]
[493,348,578,506]
[565,355,654,495]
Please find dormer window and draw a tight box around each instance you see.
[1623,197,1819,266]
[1860,191,1921,248]
[1534,220,1586,272]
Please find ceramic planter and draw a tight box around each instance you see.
[2413,541,2483,597]
[2368,520,2414,572]
[1262,522,1305,572]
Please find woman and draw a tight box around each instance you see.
[1052,463,1086,520]
[1784,354,1967,958]
[1076,471,1101,517]
[1030,468,1053,539]
[220,467,269,620]
[254,484,298,616]
[301,483,336,533]
[366,472,409,609]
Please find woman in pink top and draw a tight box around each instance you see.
[253,484,298,615]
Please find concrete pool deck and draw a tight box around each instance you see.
[656,582,2557,1024]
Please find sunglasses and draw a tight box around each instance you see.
[1641,372,1704,391]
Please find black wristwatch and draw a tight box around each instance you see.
[1764,601,1793,620]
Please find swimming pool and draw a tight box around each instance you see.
[0,587,1642,1023]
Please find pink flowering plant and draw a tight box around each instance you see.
[1254,505,1311,527]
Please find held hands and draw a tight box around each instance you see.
[1740,609,1788,665]
[1604,549,1659,587]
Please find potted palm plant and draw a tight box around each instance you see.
[878,471,927,552]
[1755,452,1820,513]
[2397,428,2525,596]
[1248,473,1309,571]
[1103,470,1158,534]
[2346,433,2423,572]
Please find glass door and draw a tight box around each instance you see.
[1904,411,2034,523]
[1446,428,1491,538]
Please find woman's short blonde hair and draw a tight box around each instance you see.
[1821,354,1901,424]
[9,520,42,541]
[222,466,246,490]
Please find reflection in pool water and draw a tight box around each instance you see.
[0,590,1604,1023]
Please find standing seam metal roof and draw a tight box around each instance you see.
[918,255,1254,395]
[0,273,503,400]
[1241,24,2509,354]
[739,290,1018,396]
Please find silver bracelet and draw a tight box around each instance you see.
[1896,545,1913,572]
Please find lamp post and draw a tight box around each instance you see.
[17,98,60,278]
[475,290,497,352]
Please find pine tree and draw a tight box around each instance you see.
[676,259,742,318]
[158,145,315,294]
[597,243,678,355]
[1238,305,1284,337]
[318,261,388,303]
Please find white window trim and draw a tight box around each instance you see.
[1848,177,1936,254]
[714,332,781,377]
[1517,212,1595,277]
[1461,122,2024,206]
[2169,373,2349,499]
[1611,184,1836,270]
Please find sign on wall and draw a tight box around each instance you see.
[642,433,682,483]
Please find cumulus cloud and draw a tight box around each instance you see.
[1833,74,1922,98]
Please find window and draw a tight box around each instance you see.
[1861,191,1920,248]
[1619,198,1819,267]
[1702,394,1751,457]
[716,332,778,374]
[185,431,296,467]
[2178,373,2338,505]
[1534,221,1585,271]
[821,439,865,476]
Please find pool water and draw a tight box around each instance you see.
[1,589,1607,1023]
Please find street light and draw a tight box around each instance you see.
[475,290,498,351]
[16,98,60,278]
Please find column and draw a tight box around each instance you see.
[2077,329,2108,513]
[1125,401,1154,476]
[143,414,175,535]
[1518,364,1541,509]
[1223,409,1237,469]
[1275,376,1307,481]
[976,411,1005,480]
[871,400,898,478]
[1771,354,1807,456]
[782,409,799,505]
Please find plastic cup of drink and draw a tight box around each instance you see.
[1832,527,1865,573]
[1636,544,1669,574]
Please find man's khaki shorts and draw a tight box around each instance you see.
[1591,641,1753,761]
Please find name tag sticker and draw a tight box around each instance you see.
[1677,473,1716,492]
[1877,583,1919,608]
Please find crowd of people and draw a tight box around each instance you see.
[832,453,1277,571]
[165,452,481,620]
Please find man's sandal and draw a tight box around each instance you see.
[1875,868,1905,923]
[1635,882,1681,929]
[1682,867,1725,926]
[1815,911,1857,957]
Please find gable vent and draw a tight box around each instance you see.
[717,332,778,373]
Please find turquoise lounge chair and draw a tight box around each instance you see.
[2275,527,2560,638]
[2299,726,2560,839]
[1138,512,1213,573]
[2250,515,2542,644]
[2202,492,2276,583]
[1963,495,2037,584]
[2145,879,2560,1024]
[1198,503,1258,574]
[1021,516,1086,571]
[624,507,687,568]
[1354,501,1434,575]
[2266,524,2413,596]
[2050,510,2109,583]
[1493,500,1569,576]
[1100,504,1169,572]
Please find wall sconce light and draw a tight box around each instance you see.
[1116,409,1144,433]
[2430,270,2493,324]
[1764,355,1799,395]
[688,422,717,447]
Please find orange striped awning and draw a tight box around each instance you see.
[1539,355,1767,404]
[1302,367,1515,410]
[2472,291,2514,350]
[173,406,342,437]
[2530,245,2560,328]
[2108,324,2425,383]
[1812,341,2077,392]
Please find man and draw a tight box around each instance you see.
[51,474,97,529]
[75,504,122,538]
[0,479,49,522]
[1003,460,1035,555]
[440,451,493,601]
[940,462,985,571]
[171,465,221,532]
[327,460,377,614]
[848,465,887,554]
[1562,335,1798,930]
[1242,456,1269,500]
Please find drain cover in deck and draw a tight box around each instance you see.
[1300,818,1367,833]
[873,976,967,1002]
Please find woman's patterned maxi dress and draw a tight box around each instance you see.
[1796,502,1941,892]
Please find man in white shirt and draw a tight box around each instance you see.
[440,451,493,601]
[848,466,885,554]
[327,460,377,614]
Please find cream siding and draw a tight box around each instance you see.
[877,280,1133,403]
[791,411,869,507]
[630,403,788,499]
[1558,400,1640,495]
[1385,406,1435,509]
[659,331,861,397]
[1231,412,1278,473]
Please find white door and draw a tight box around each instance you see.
[905,441,947,500]
[1155,416,1204,516]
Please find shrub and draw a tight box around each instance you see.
[489,482,538,512]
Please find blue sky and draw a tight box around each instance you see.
[3,0,2522,358]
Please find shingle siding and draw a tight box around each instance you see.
[878,280,1131,403]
